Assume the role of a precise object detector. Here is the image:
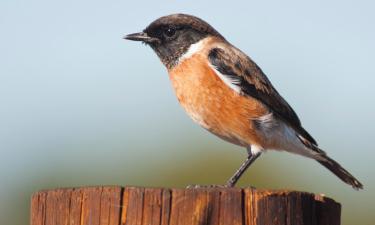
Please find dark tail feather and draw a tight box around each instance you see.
[297,135,363,190]
[317,154,363,190]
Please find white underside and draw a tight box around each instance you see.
[254,113,323,159]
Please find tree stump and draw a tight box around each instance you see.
[30,186,341,225]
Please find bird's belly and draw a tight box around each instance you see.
[168,56,268,147]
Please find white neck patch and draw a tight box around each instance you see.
[178,38,206,63]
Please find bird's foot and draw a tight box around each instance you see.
[242,185,257,190]
[186,184,230,189]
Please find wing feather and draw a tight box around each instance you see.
[208,47,317,145]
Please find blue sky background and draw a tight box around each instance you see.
[1,0,374,224]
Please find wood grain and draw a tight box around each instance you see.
[30,186,341,225]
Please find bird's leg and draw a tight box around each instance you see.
[226,147,261,187]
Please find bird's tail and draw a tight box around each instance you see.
[316,153,363,190]
[297,134,363,190]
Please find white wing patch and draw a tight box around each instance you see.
[209,64,242,93]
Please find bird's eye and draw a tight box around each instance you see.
[163,27,176,38]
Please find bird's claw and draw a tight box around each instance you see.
[186,184,230,189]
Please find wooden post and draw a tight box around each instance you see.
[30,186,341,225]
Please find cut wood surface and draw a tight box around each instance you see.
[30,186,341,225]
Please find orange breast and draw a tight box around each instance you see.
[168,52,269,147]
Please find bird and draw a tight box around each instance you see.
[124,13,363,190]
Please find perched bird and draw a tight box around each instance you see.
[125,14,363,189]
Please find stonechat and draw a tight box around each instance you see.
[125,14,363,189]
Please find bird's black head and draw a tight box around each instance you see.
[125,14,224,69]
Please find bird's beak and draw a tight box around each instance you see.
[123,32,160,44]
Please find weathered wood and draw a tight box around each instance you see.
[30,186,341,225]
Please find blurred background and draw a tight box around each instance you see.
[1,0,374,224]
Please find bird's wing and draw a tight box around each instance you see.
[208,47,317,145]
